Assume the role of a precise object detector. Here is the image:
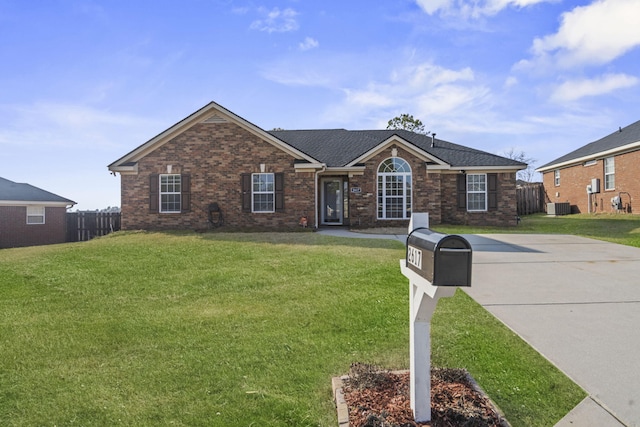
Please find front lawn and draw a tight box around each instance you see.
[0,231,584,426]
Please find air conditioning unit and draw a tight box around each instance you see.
[547,202,571,216]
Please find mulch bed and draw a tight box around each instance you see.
[342,363,508,427]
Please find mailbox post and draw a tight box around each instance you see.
[399,213,472,422]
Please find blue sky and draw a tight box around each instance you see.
[1,0,639,210]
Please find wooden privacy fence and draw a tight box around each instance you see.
[67,212,121,242]
[516,183,546,215]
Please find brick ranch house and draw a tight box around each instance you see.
[0,177,76,249]
[108,102,526,231]
[537,119,640,214]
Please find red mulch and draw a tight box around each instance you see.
[342,363,507,427]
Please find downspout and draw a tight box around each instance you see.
[314,164,327,229]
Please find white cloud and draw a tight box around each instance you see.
[504,76,518,88]
[299,37,319,51]
[322,61,492,130]
[528,0,640,68]
[416,0,555,18]
[415,0,453,15]
[550,73,638,102]
[250,7,299,33]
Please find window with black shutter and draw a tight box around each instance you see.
[150,173,191,213]
[275,173,284,212]
[457,173,498,212]
[456,174,466,210]
[241,172,284,213]
[150,174,159,212]
[241,173,252,212]
[487,173,498,211]
[181,174,191,212]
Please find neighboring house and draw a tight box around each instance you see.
[0,177,76,249]
[108,101,526,231]
[537,120,640,214]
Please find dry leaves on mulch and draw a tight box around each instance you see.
[343,363,507,427]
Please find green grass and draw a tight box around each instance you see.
[433,212,640,248]
[432,290,585,425]
[0,229,586,426]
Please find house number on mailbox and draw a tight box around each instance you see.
[407,246,422,270]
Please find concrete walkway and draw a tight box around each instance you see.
[318,229,640,426]
[466,234,640,427]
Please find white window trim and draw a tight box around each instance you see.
[159,174,181,213]
[27,205,45,224]
[252,173,275,213]
[604,157,615,191]
[467,173,487,212]
[554,169,560,186]
[377,157,412,220]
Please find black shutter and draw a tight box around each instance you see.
[149,174,159,212]
[181,174,191,212]
[241,173,252,212]
[456,174,466,210]
[275,173,284,212]
[488,173,498,211]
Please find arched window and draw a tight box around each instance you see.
[377,157,412,219]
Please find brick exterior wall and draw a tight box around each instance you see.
[441,171,518,226]
[0,206,68,249]
[345,145,518,228]
[347,145,443,228]
[121,122,317,231]
[120,122,520,231]
[542,149,640,214]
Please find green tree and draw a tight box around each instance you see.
[386,113,427,134]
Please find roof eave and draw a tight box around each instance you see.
[109,163,139,175]
[0,200,76,207]
[294,162,326,172]
[323,166,367,175]
[537,140,640,173]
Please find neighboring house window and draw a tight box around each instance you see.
[160,174,182,213]
[466,174,487,211]
[149,174,191,213]
[377,157,412,219]
[241,172,284,213]
[252,173,275,213]
[604,157,615,190]
[26,205,45,224]
[554,169,560,186]
[457,173,498,212]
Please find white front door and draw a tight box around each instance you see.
[321,178,343,225]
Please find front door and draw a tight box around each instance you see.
[321,178,343,225]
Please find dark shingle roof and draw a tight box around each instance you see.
[0,177,76,204]
[269,129,524,168]
[538,119,640,170]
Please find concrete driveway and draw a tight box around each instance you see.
[464,234,640,427]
